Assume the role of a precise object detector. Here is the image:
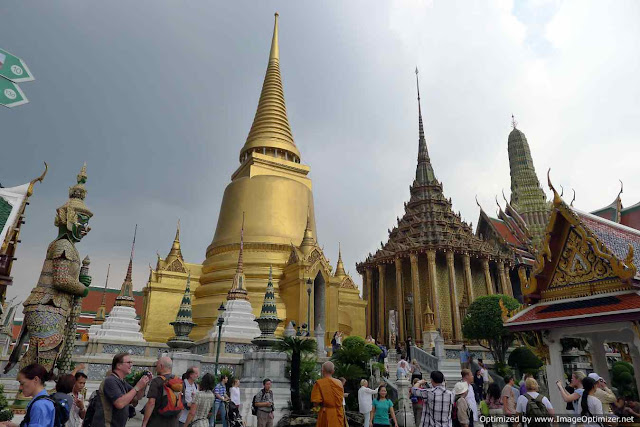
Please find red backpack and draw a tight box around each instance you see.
[156,375,185,418]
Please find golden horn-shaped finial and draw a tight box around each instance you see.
[27,162,48,196]
[547,168,561,205]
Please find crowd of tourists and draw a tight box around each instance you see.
[0,353,275,427]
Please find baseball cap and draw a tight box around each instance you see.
[588,373,602,381]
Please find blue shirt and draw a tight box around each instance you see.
[214,383,226,403]
[460,350,470,363]
[25,390,55,427]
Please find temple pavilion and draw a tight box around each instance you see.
[504,175,640,412]
[356,77,525,345]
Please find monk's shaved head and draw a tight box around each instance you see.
[322,361,335,375]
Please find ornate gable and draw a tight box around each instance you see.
[166,258,187,273]
[523,176,637,303]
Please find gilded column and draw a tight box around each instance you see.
[426,250,440,330]
[409,253,423,341]
[482,258,494,295]
[497,260,507,295]
[446,251,462,341]
[365,267,373,337]
[462,253,475,303]
[503,264,514,297]
[377,264,386,343]
[394,257,406,342]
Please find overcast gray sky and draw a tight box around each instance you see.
[2,1,639,309]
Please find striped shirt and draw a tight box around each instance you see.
[214,383,226,403]
[412,385,454,427]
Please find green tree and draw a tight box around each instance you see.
[275,336,317,413]
[508,346,543,375]
[332,336,381,410]
[612,361,638,400]
[0,384,12,421]
[462,294,520,365]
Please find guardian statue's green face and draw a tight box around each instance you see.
[71,213,91,242]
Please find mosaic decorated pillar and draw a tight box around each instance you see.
[394,257,406,342]
[482,258,494,295]
[462,253,475,303]
[377,264,386,343]
[426,250,440,331]
[409,253,423,342]
[446,251,462,341]
[497,260,507,295]
[503,264,513,298]
[365,267,373,337]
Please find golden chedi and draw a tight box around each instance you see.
[191,14,365,341]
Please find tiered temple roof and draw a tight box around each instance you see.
[359,72,505,266]
[591,183,640,231]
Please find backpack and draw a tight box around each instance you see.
[21,395,68,427]
[156,375,185,418]
[452,398,461,427]
[252,390,268,416]
[525,394,551,427]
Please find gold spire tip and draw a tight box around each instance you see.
[269,12,280,61]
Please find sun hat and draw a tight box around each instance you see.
[453,381,469,395]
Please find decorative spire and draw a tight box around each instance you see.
[227,213,249,300]
[335,243,346,278]
[115,225,137,307]
[164,220,184,267]
[168,273,197,350]
[240,13,300,162]
[252,265,282,348]
[414,68,436,185]
[511,114,518,129]
[94,264,110,325]
[300,206,315,253]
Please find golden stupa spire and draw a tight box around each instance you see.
[335,243,346,278]
[240,13,301,162]
[300,206,315,253]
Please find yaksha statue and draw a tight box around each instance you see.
[5,164,92,374]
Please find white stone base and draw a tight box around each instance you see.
[209,299,260,341]
[95,306,145,342]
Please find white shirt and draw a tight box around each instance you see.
[358,386,377,414]
[578,394,603,427]
[68,392,85,427]
[516,392,553,426]
[480,367,489,382]
[572,388,584,414]
[230,386,241,406]
[179,380,198,423]
[466,387,479,421]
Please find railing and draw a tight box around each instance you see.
[411,345,439,372]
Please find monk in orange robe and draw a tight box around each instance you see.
[311,361,345,427]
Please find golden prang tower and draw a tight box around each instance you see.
[191,14,366,341]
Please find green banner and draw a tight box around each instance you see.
[0,48,34,83]
[0,78,28,108]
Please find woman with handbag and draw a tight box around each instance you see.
[185,373,216,427]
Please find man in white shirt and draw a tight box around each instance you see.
[516,378,554,427]
[461,369,479,424]
[179,366,199,427]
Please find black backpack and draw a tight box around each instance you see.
[21,394,69,427]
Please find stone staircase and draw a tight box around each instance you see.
[439,359,462,390]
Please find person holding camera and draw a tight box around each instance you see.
[91,352,151,427]
[253,378,274,427]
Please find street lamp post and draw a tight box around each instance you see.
[306,278,312,336]
[407,293,414,344]
[212,302,226,427]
